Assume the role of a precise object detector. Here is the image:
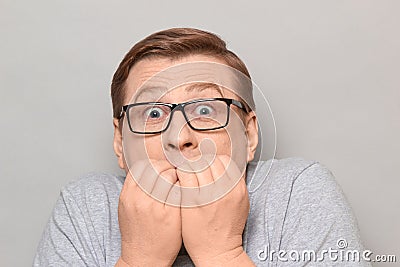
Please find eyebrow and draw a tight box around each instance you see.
[133,82,223,103]
[133,86,167,102]
[184,83,223,96]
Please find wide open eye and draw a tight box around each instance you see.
[144,107,165,119]
[194,105,214,116]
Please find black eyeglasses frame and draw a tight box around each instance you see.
[119,98,248,134]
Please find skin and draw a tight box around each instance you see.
[113,54,258,266]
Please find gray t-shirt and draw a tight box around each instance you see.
[34,157,371,266]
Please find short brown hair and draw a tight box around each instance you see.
[111,28,252,119]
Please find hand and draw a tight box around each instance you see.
[178,155,251,266]
[117,159,182,266]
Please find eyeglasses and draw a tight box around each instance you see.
[120,98,247,134]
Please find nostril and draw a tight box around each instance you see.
[169,144,176,148]
[183,142,193,148]
[166,142,193,151]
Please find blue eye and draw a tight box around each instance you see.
[195,105,213,116]
[145,107,165,119]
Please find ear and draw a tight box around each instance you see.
[244,111,258,162]
[113,118,126,170]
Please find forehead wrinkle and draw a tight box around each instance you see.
[133,82,224,103]
[131,75,173,102]
[133,86,167,103]
[184,83,224,97]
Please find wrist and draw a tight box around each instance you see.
[120,242,174,267]
[119,255,173,267]
[227,250,255,267]
[194,247,254,267]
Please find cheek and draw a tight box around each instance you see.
[143,136,164,159]
[208,130,232,157]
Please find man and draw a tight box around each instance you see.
[34,28,370,266]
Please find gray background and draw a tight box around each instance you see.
[1,1,399,266]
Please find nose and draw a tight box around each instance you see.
[162,109,198,152]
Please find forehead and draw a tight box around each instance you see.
[124,55,240,103]
[135,82,224,102]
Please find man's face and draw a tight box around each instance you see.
[114,54,258,176]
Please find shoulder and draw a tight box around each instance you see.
[59,172,125,209]
[34,172,125,266]
[247,157,350,217]
[245,158,367,262]
[246,157,322,192]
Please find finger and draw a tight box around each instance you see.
[120,166,143,199]
[177,164,200,206]
[119,170,148,213]
[218,155,242,183]
[166,180,181,207]
[176,164,199,189]
[209,156,226,182]
[198,156,230,201]
[151,168,177,203]
[129,159,149,184]
[218,156,248,202]
[139,160,171,194]
[190,158,214,187]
